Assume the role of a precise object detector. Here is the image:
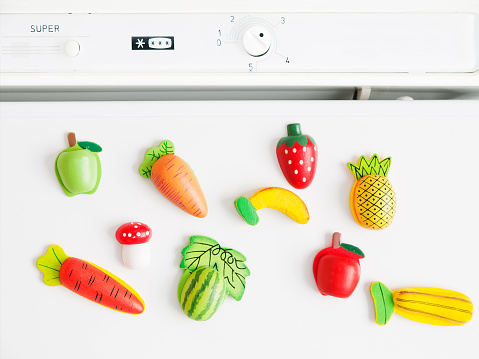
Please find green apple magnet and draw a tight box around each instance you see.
[55,132,102,197]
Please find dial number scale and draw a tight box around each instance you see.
[217,15,289,72]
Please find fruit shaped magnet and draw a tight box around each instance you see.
[234,187,309,226]
[139,140,208,218]
[313,232,364,298]
[36,245,145,314]
[347,154,396,230]
[277,123,318,189]
[55,132,102,197]
[370,282,473,326]
[178,235,250,321]
[115,222,152,269]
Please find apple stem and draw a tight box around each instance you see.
[332,232,341,248]
[67,132,76,147]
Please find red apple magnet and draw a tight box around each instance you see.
[313,232,364,298]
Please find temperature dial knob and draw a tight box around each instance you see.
[242,25,272,57]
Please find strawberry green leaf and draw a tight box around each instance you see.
[180,236,250,301]
[340,243,365,258]
[277,123,316,148]
[78,141,102,152]
[138,140,175,178]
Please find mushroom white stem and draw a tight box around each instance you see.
[121,243,150,269]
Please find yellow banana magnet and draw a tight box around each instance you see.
[370,282,473,326]
[234,187,309,225]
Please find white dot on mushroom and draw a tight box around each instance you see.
[285,149,288,154]
[146,231,150,236]
[123,233,126,237]
[303,147,306,152]
[308,167,311,171]
[288,160,292,164]
[294,170,298,174]
[128,233,132,237]
[293,148,297,153]
[311,157,314,162]
[303,177,306,182]
[299,160,303,165]
[137,232,141,237]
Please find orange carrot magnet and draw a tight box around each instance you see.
[139,140,208,218]
[36,245,145,314]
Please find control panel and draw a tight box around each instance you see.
[0,13,478,74]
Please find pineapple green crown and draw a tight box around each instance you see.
[347,154,391,181]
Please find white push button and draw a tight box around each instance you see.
[242,26,272,57]
[64,40,80,57]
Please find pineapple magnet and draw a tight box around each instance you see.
[347,154,396,230]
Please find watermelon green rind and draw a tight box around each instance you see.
[179,267,227,321]
[234,196,259,226]
[370,281,395,325]
[178,269,193,303]
[340,243,365,258]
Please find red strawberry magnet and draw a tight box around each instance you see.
[276,123,318,189]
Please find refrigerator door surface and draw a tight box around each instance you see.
[1,100,478,359]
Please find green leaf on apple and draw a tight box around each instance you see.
[139,140,175,178]
[180,235,250,301]
[340,243,365,258]
[78,141,102,152]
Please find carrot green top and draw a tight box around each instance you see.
[36,245,70,286]
[139,140,175,178]
[347,154,391,180]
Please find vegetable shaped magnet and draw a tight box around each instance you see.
[55,132,102,197]
[276,123,318,189]
[234,187,309,225]
[371,282,473,326]
[115,222,152,269]
[313,232,364,298]
[139,140,208,218]
[347,154,396,230]
[37,245,145,314]
[178,236,250,321]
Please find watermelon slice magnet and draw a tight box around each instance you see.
[178,236,250,321]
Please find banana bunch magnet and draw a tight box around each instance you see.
[371,282,473,326]
[234,187,309,225]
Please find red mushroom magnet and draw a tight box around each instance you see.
[115,222,152,269]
